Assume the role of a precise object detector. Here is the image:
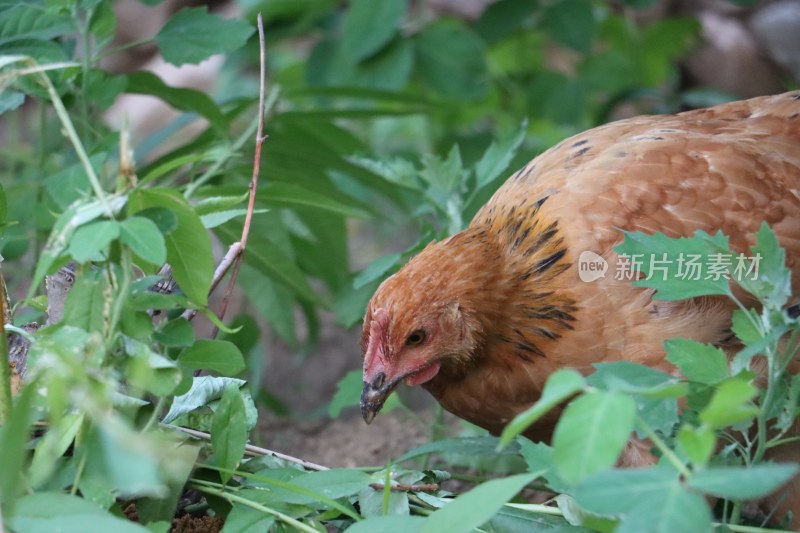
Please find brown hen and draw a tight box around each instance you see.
[360,92,800,522]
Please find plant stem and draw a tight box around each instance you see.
[0,275,10,424]
[637,417,691,478]
[190,480,321,533]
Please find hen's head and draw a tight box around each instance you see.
[359,232,499,423]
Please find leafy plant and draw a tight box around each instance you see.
[1,0,793,531]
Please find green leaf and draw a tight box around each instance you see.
[68,220,119,262]
[543,0,596,53]
[120,216,167,265]
[8,492,150,533]
[731,309,761,343]
[420,473,537,533]
[698,377,758,429]
[128,188,213,306]
[0,382,37,507]
[616,483,711,533]
[414,19,488,101]
[278,469,372,505]
[125,71,228,131]
[665,338,729,385]
[474,119,528,189]
[588,361,685,397]
[396,436,519,464]
[613,229,733,300]
[155,7,254,66]
[345,515,425,532]
[739,222,792,310]
[163,376,247,424]
[572,466,678,515]
[553,392,636,485]
[178,339,246,376]
[0,4,73,45]
[677,425,715,466]
[125,337,182,395]
[62,270,109,333]
[200,208,268,229]
[353,253,401,290]
[261,182,369,219]
[341,0,407,63]
[687,464,800,500]
[153,318,195,347]
[0,91,24,115]
[500,369,585,446]
[212,384,249,483]
[242,236,322,305]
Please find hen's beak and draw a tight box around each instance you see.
[360,371,395,424]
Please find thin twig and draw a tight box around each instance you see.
[164,424,329,471]
[369,482,439,492]
[211,13,268,336]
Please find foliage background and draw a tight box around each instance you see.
[1,0,799,531]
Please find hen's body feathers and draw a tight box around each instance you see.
[362,92,800,522]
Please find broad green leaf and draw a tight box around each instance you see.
[353,252,401,290]
[0,91,24,115]
[125,71,228,131]
[30,413,84,489]
[85,421,166,499]
[178,339,245,376]
[278,469,372,505]
[677,425,715,466]
[698,377,758,429]
[553,392,636,485]
[475,0,541,44]
[0,5,73,45]
[731,309,761,343]
[62,270,109,333]
[308,36,414,91]
[414,19,488,101]
[665,338,729,385]
[572,466,679,515]
[261,182,369,219]
[420,473,537,533]
[128,188,213,305]
[200,208,268,229]
[212,384,249,483]
[163,376,246,424]
[687,464,800,500]
[613,229,733,300]
[543,0,595,52]
[587,361,684,397]
[358,486,410,517]
[9,492,150,533]
[0,382,37,507]
[500,369,585,446]
[616,483,711,533]
[243,237,322,305]
[67,219,119,262]
[396,436,519,464]
[345,515,425,533]
[221,505,275,533]
[341,0,407,63]
[120,216,167,265]
[517,439,570,493]
[155,7,254,66]
[153,318,195,347]
[738,222,792,310]
[125,337,182,395]
[474,119,528,189]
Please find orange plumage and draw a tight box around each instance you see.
[360,92,800,521]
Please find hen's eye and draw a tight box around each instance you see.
[406,330,426,346]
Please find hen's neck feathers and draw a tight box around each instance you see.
[373,204,577,381]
